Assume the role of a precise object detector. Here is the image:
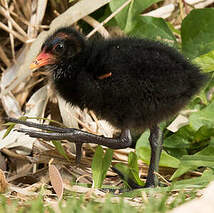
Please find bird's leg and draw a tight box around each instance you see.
[145,125,163,187]
[75,142,83,164]
[5,117,84,164]
[5,117,132,163]
[5,117,73,133]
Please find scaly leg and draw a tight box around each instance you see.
[145,125,163,187]
[5,117,132,164]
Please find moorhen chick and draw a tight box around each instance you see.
[7,27,207,187]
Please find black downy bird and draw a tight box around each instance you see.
[7,27,207,188]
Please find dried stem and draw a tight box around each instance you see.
[86,0,133,38]
[82,15,110,38]
[0,21,27,43]
[3,0,15,61]
[0,6,28,37]
[0,44,11,67]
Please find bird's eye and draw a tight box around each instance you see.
[54,43,64,53]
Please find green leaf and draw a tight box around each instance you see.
[172,168,214,189]
[189,100,214,131]
[2,123,16,139]
[167,22,181,36]
[162,125,198,158]
[164,133,191,149]
[109,0,176,45]
[52,141,69,161]
[128,152,144,186]
[113,163,132,188]
[180,155,214,167]
[27,193,45,213]
[103,148,114,177]
[114,152,144,187]
[181,8,214,59]
[109,0,163,31]
[170,164,196,181]
[3,116,28,139]
[127,16,176,45]
[92,146,113,188]
[136,131,180,168]
[193,126,214,142]
[193,50,214,73]
[195,87,209,105]
[92,146,104,188]
[171,139,214,180]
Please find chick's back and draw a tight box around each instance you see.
[76,38,207,129]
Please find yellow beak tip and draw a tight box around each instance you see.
[29,62,38,70]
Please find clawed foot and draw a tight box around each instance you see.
[16,128,84,163]
[6,117,83,163]
[5,117,163,188]
[16,127,76,141]
[5,117,132,164]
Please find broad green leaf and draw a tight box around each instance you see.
[127,16,176,45]
[109,0,163,31]
[172,168,214,189]
[189,100,214,130]
[181,8,214,59]
[169,125,195,142]
[195,88,209,105]
[109,0,131,30]
[166,148,188,159]
[92,146,104,188]
[110,0,176,44]
[123,169,214,197]
[193,50,214,73]
[136,131,180,168]
[164,133,191,149]
[113,163,133,188]
[194,71,214,105]
[114,152,144,187]
[163,125,213,158]
[171,139,214,180]
[180,155,214,167]
[163,129,191,159]
[170,165,197,181]
[52,141,69,161]
[103,148,114,179]
[193,126,214,142]
[128,152,144,186]
[92,146,113,188]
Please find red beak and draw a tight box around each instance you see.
[30,50,54,70]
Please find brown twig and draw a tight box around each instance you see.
[0,44,11,67]
[0,21,27,43]
[154,171,171,186]
[3,0,15,61]
[0,6,28,37]
[1,148,30,161]
[86,0,133,38]
[82,16,110,38]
